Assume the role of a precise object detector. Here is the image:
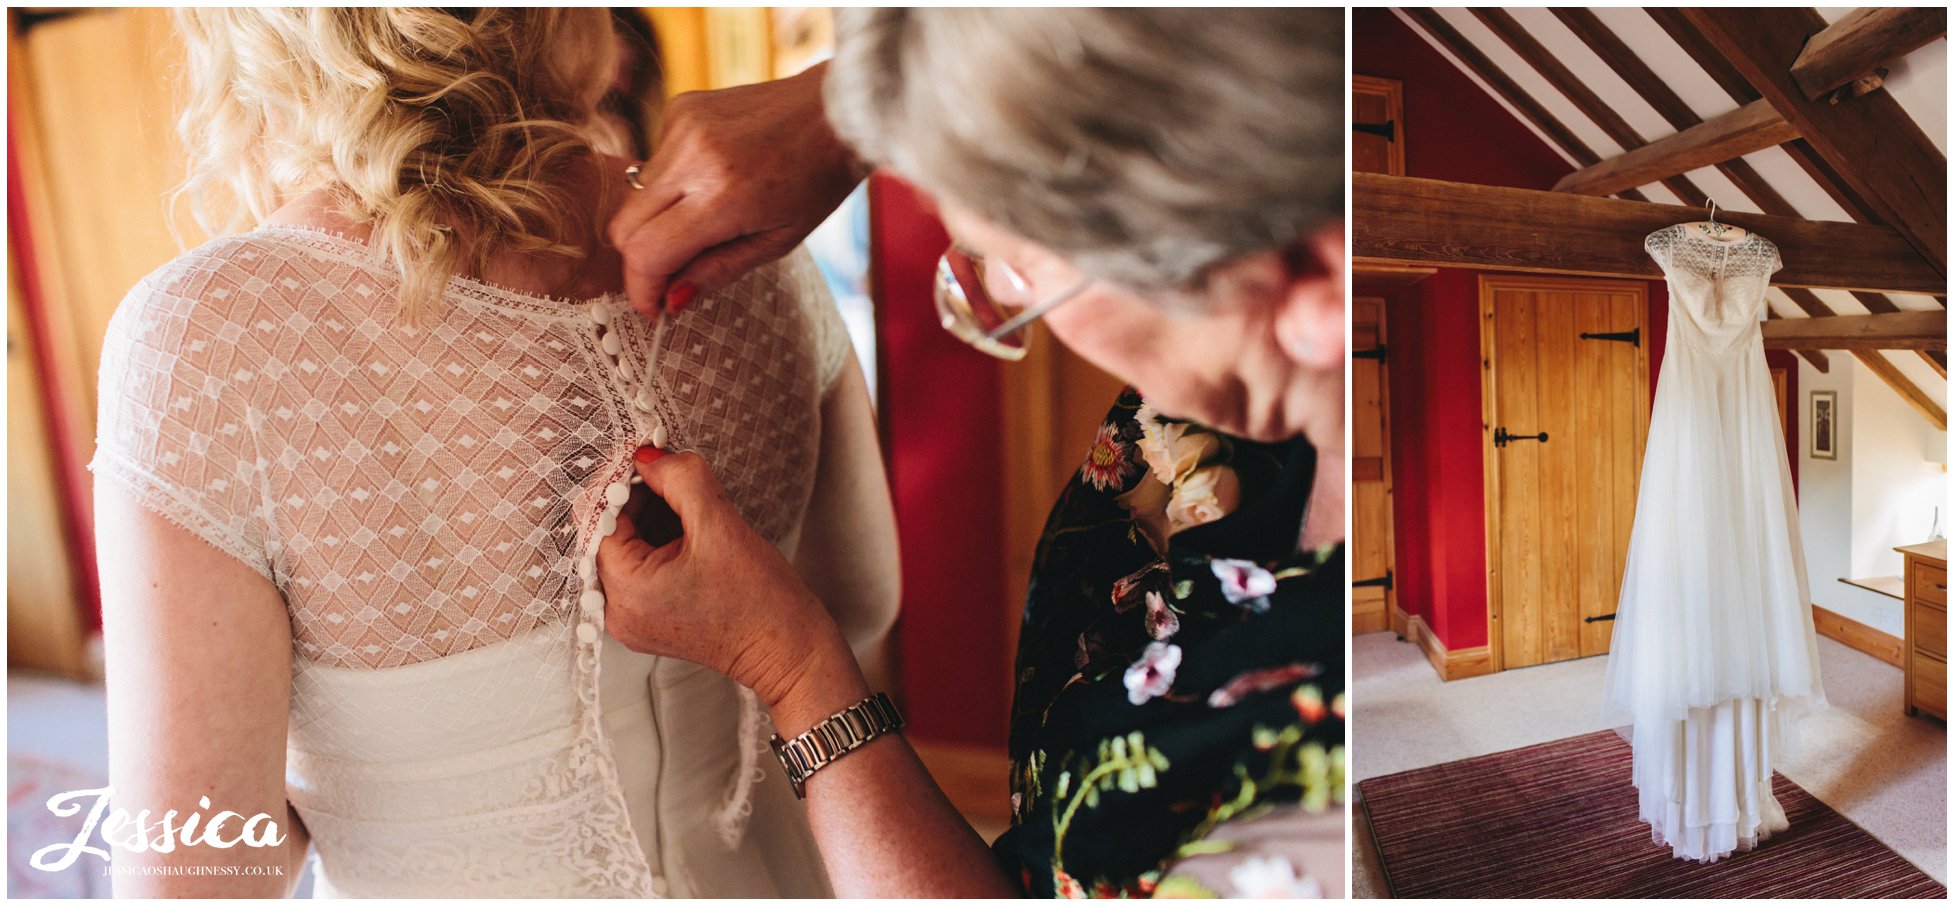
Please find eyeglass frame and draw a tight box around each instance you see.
[933,245,1093,361]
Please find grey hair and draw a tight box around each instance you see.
[825,8,1343,296]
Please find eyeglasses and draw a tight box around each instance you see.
[933,245,1091,361]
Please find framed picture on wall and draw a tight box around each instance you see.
[1810,390,1838,460]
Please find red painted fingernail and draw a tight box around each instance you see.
[667,283,697,314]
[635,445,663,463]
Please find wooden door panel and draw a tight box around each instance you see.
[1352,297,1395,634]
[1485,277,1649,671]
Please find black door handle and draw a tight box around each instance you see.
[1494,427,1549,448]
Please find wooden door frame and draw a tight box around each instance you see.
[1479,274,1651,673]
[1352,296,1399,634]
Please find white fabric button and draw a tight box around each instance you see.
[576,622,599,644]
[629,473,644,485]
[580,553,596,578]
[598,511,618,536]
[651,424,669,449]
[580,589,605,614]
[601,331,622,356]
[605,482,630,507]
[589,303,612,326]
[650,875,669,896]
[618,354,636,381]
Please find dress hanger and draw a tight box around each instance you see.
[1686,197,1746,241]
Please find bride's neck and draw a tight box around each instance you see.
[265,154,630,300]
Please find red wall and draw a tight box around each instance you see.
[1358,9,1670,652]
[869,175,1012,746]
[1357,10,1800,652]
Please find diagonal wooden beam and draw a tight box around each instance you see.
[1792,7,1948,101]
[1554,7,1800,213]
[1473,8,1709,205]
[1553,100,1797,197]
[1683,8,1947,277]
[1761,310,1947,352]
[1855,350,1947,429]
[1920,350,1948,377]
[1766,308,1832,373]
[1398,8,1648,202]
[1354,174,1946,295]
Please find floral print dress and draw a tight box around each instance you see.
[991,389,1344,898]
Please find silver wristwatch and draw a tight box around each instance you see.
[770,692,905,799]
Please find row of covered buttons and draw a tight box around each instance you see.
[577,300,674,645]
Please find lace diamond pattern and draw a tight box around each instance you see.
[89,226,852,896]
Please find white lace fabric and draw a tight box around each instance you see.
[90,225,852,896]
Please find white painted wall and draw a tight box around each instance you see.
[1796,357,1948,637]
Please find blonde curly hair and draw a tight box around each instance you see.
[173,8,618,318]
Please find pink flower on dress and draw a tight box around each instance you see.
[1143,591,1181,641]
[1111,561,1170,613]
[1054,869,1086,899]
[1205,662,1321,708]
[1124,641,1182,705]
[1079,421,1137,492]
[1212,558,1277,608]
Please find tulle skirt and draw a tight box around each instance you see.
[1601,329,1825,861]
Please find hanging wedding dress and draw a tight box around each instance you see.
[90,225,856,896]
[1601,223,1827,863]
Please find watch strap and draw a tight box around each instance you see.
[769,692,905,798]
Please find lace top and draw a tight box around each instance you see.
[1645,224,1782,352]
[89,225,852,896]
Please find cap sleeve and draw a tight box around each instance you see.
[781,246,856,394]
[89,252,275,582]
[1643,225,1676,271]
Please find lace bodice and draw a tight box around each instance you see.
[1645,224,1781,351]
[89,226,852,896]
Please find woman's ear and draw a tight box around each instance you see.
[1272,220,1345,370]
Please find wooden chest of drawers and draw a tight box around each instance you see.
[1900,540,1947,720]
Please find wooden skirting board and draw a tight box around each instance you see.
[1400,612,1497,682]
[1811,603,1906,668]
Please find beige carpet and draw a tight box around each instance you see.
[1351,632,1946,897]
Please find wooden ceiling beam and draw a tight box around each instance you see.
[1474,8,1709,206]
[1398,8,1648,203]
[1760,310,1947,352]
[1649,8,1894,225]
[1791,7,1947,101]
[1683,8,1946,277]
[1854,350,1947,430]
[1354,174,1946,296]
[1552,100,1797,198]
[1557,8,1798,212]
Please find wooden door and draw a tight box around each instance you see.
[1352,297,1396,634]
[1481,276,1649,670]
[1352,74,1404,176]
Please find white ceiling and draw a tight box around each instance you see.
[1392,7,1947,410]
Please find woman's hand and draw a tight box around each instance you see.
[596,448,847,711]
[606,62,868,320]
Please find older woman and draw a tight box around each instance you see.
[599,8,1343,898]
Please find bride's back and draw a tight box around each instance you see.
[94,10,855,896]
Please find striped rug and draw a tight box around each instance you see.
[1358,730,1945,898]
